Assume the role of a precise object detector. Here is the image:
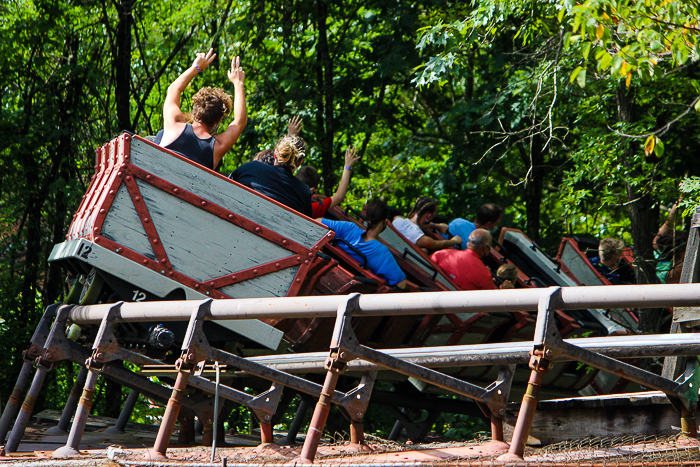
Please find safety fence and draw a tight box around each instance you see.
[1,284,700,462]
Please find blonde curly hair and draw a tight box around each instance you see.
[192,87,232,127]
[275,135,305,170]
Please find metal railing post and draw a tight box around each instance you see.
[0,304,60,444]
[299,294,359,462]
[105,389,140,434]
[501,354,551,461]
[146,300,212,460]
[0,361,33,443]
[47,366,89,435]
[52,361,101,458]
[52,302,128,458]
[147,360,195,461]
[4,362,51,453]
[498,288,560,462]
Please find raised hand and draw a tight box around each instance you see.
[227,56,245,85]
[288,115,303,136]
[344,146,360,168]
[193,48,216,72]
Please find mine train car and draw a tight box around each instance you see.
[48,132,632,398]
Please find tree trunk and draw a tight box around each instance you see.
[524,136,544,243]
[115,0,134,132]
[315,0,335,196]
[45,34,86,307]
[615,82,662,334]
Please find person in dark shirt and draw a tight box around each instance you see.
[229,135,313,217]
[588,237,625,284]
[157,49,247,170]
[253,149,275,165]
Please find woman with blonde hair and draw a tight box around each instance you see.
[229,135,313,216]
[156,49,246,171]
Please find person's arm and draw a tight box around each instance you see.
[425,222,450,235]
[659,202,681,236]
[287,116,303,136]
[213,56,247,166]
[312,197,333,218]
[163,49,216,134]
[395,279,407,289]
[416,235,462,251]
[655,198,683,249]
[329,147,360,209]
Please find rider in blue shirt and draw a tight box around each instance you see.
[322,200,406,288]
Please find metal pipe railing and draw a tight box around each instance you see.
[246,332,700,372]
[67,283,700,324]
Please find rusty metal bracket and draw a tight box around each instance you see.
[481,364,516,420]
[336,371,376,422]
[246,384,284,426]
[328,293,362,366]
[42,305,85,364]
[532,287,565,360]
[181,299,214,366]
[87,301,167,369]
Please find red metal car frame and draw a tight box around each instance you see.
[66,133,334,299]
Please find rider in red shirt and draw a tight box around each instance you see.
[432,229,510,291]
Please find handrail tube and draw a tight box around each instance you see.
[68,284,700,324]
[247,332,700,372]
[334,238,368,270]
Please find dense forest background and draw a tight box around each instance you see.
[1,0,699,434]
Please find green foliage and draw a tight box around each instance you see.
[434,412,488,441]
[2,0,700,435]
[680,176,700,216]
[563,0,700,84]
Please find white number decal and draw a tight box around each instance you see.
[132,290,147,302]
